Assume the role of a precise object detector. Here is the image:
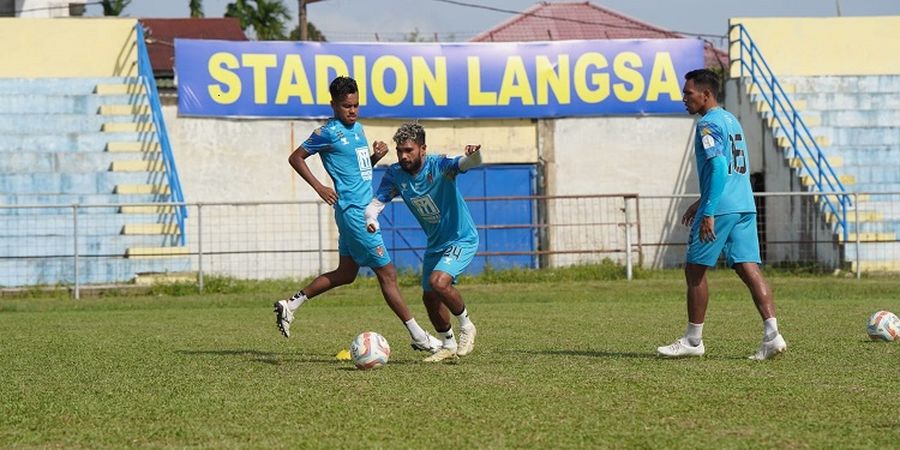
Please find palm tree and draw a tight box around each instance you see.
[100,0,131,16]
[189,0,204,18]
[226,0,291,41]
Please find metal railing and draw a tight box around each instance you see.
[135,23,187,245]
[730,23,850,241]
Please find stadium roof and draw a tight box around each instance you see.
[139,18,248,76]
[470,1,728,69]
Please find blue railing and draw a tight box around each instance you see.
[135,23,187,245]
[731,23,850,241]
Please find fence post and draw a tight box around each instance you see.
[624,197,633,281]
[854,192,860,280]
[197,203,204,292]
[73,204,80,300]
[317,202,324,274]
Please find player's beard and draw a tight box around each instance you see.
[401,157,423,174]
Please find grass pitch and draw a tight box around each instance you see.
[1,270,898,449]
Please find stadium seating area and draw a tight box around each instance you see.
[0,77,188,286]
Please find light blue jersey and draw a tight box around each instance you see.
[695,107,756,217]
[302,118,373,210]
[375,154,479,252]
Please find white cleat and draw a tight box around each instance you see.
[457,324,477,356]
[657,337,705,358]
[411,334,442,354]
[749,334,787,361]
[273,300,294,338]
[423,347,459,362]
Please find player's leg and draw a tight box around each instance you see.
[372,262,440,354]
[428,243,478,356]
[658,215,733,357]
[273,213,360,338]
[727,213,786,360]
[421,289,458,362]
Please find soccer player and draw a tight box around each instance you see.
[364,123,480,362]
[657,69,787,360]
[273,76,441,354]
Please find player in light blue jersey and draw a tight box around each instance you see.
[365,123,481,362]
[657,69,787,361]
[273,77,441,354]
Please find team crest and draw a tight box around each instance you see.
[375,246,384,257]
[427,173,433,184]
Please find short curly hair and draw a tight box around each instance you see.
[392,122,425,147]
[329,76,358,101]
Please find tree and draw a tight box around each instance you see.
[225,0,291,41]
[189,0,204,18]
[288,21,327,41]
[100,0,131,16]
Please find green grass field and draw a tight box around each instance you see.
[2,269,899,449]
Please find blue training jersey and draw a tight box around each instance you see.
[302,119,373,210]
[695,107,757,217]
[375,154,479,252]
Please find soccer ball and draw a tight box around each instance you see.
[867,310,900,342]
[350,331,391,369]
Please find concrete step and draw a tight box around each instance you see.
[851,260,900,273]
[790,93,900,111]
[775,126,900,146]
[0,256,191,287]
[95,84,145,95]
[817,109,900,127]
[126,246,190,259]
[0,152,160,173]
[102,122,155,133]
[0,132,155,152]
[107,141,160,153]
[782,75,900,94]
[844,182,900,193]
[114,184,170,195]
[844,241,900,261]
[109,160,165,172]
[0,235,181,257]
[0,94,148,115]
[0,172,167,194]
[1,214,178,237]
[0,77,140,95]
[840,165,900,184]
[0,114,146,133]
[99,104,151,115]
[0,193,168,209]
[818,146,899,165]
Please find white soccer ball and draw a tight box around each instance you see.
[867,310,900,342]
[350,331,391,369]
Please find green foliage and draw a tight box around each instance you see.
[99,0,131,16]
[225,0,291,40]
[189,0,204,18]
[288,21,327,41]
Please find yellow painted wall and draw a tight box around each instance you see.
[729,17,900,76]
[366,119,538,164]
[0,18,138,77]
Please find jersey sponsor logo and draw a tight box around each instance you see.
[356,147,372,181]
[411,195,441,224]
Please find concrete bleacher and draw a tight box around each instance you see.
[0,77,188,286]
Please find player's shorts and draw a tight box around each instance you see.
[686,212,761,268]
[421,241,478,292]
[335,206,392,269]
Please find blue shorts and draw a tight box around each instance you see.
[421,241,477,292]
[686,212,761,268]
[335,206,392,269]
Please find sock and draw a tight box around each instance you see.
[287,291,307,311]
[440,328,457,350]
[685,322,704,346]
[455,307,474,329]
[763,318,779,341]
[404,318,428,342]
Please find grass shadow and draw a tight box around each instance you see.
[176,349,335,365]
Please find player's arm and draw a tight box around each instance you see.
[457,144,483,171]
[365,170,399,232]
[289,145,336,206]
[370,140,389,166]
[698,122,728,241]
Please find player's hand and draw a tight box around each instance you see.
[699,216,716,242]
[372,140,389,161]
[366,223,377,233]
[681,201,699,226]
[464,144,481,156]
[316,185,337,205]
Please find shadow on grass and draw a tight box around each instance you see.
[524,349,750,361]
[176,349,334,365]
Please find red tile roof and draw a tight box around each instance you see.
[471,2,727,69]
[139,18,248,75]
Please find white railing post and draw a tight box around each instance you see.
[624,198,633,281]
[73,204,80,300]
[197,203,204,292]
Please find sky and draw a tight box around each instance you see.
[90,0,900,46]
